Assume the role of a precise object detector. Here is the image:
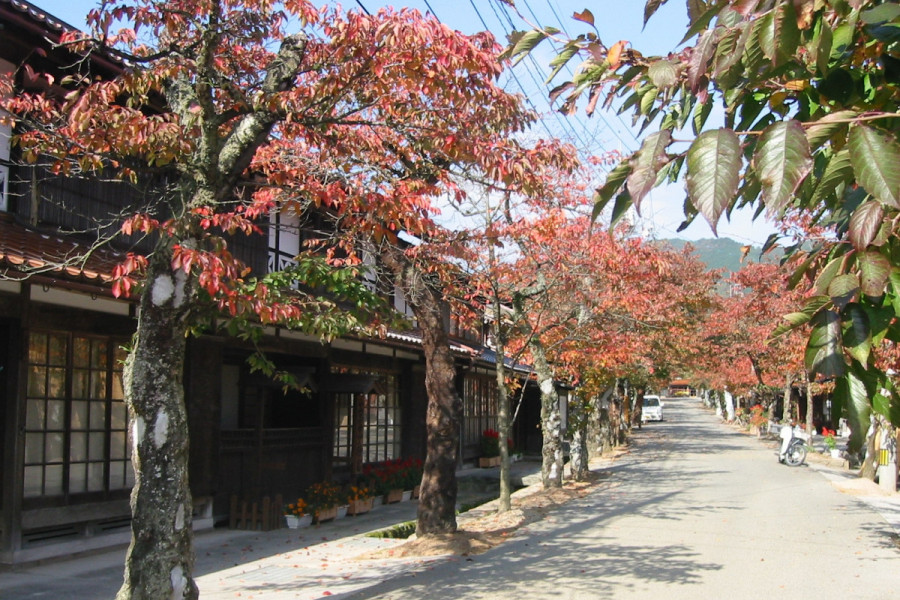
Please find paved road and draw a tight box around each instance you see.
[4,397,898,599]
[346,397,900,599]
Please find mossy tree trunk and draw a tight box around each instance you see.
[117,250,198,600]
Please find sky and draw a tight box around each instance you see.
[41,0,782,246]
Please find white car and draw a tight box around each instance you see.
[641,395,664,422]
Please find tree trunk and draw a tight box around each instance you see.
[724,389,735,422]
[530,339,563,489]
[117,254,198,600]
[490,317,512,513]
[782,372,793,423]
[632,387,644,429]
[622,380,632,431]
[805,374,814,443]
[380,245,460,534]
[570,395,589,481]
[860,416,879,481]
[609,383,623,447]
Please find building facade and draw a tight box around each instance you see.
[0,0,560,564]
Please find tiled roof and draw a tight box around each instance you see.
[0,0,78,34]
[386,330,480,357]
[0,217,122,284]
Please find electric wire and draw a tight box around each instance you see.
[485,0,597,155]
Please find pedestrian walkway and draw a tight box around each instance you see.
[4,422,900,599]
[0,460,542,600]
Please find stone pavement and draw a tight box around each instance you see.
[0,460,541,600]
[2,427,899,599]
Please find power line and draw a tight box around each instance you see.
[354,0,371,15]
[464,0,559,141]
[486,0,598,154]
[517,0,640,152]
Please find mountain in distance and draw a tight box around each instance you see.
[657,237,783,279]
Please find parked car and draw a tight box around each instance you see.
[641,395,664,422]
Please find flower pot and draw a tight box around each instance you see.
[402,490,413,502]
[314,506,338,524]
[284,514,312,529]
[479,456,500,468]
[412,485,421,499]
[347,497,374,516]
[830,449,842,459]
[336,505,348,519]
[384,489,403,504]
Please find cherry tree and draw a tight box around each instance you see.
[507,0,900,452]
[1,1,554,596]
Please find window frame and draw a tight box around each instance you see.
[22,330,133,508]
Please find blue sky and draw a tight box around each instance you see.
[41,0,780,246]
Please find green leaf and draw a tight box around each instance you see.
[546,43,580,83]
[627,130,672,210]
[639,85,659,115]
[688,27,717,93]
[815,254,848,295]
[772,297,832,339]
[686,128,742,234]
[871,375,900,427]
[813,17,833,75]
[643,0,668,26]
[841,303,871,365]
[805,310,846,377]
[811,147,853,205]
[758,2,800,67]
[692,98,714,135]
[848,199,885,251]
[680,1,726,44]
[861,3,900,25]
[828,273,860,309]
[503,28,559,62]
[648,60,680,89]
[754,120,813,215]
[592,161,633,221]
[849,125,900,209]
[609,190,633,228]
[891,269,900,316]
[713,21,751,77]
[857,250,891,298]
[834,364,872,452]
[867,304,895,346]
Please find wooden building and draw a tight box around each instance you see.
[0,0,558,564]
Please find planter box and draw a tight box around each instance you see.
[412,485,421,499]
[383,489,404,504]
[479,456,501,468]
[347,497,374,516]
[284,514,312,529]
[314,506,338,524]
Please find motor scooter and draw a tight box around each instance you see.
[779,425,807,466]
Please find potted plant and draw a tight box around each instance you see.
[345,484,375,516]
[479,429,501,467]
[364,459,406,503]
[284,497,310,529]
[822,428,841,458]
[305,481,341,523]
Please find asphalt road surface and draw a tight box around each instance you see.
[348,396,900,600]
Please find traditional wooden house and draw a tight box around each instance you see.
[0,0,561,564]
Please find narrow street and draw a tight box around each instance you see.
[350,397,900,599]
